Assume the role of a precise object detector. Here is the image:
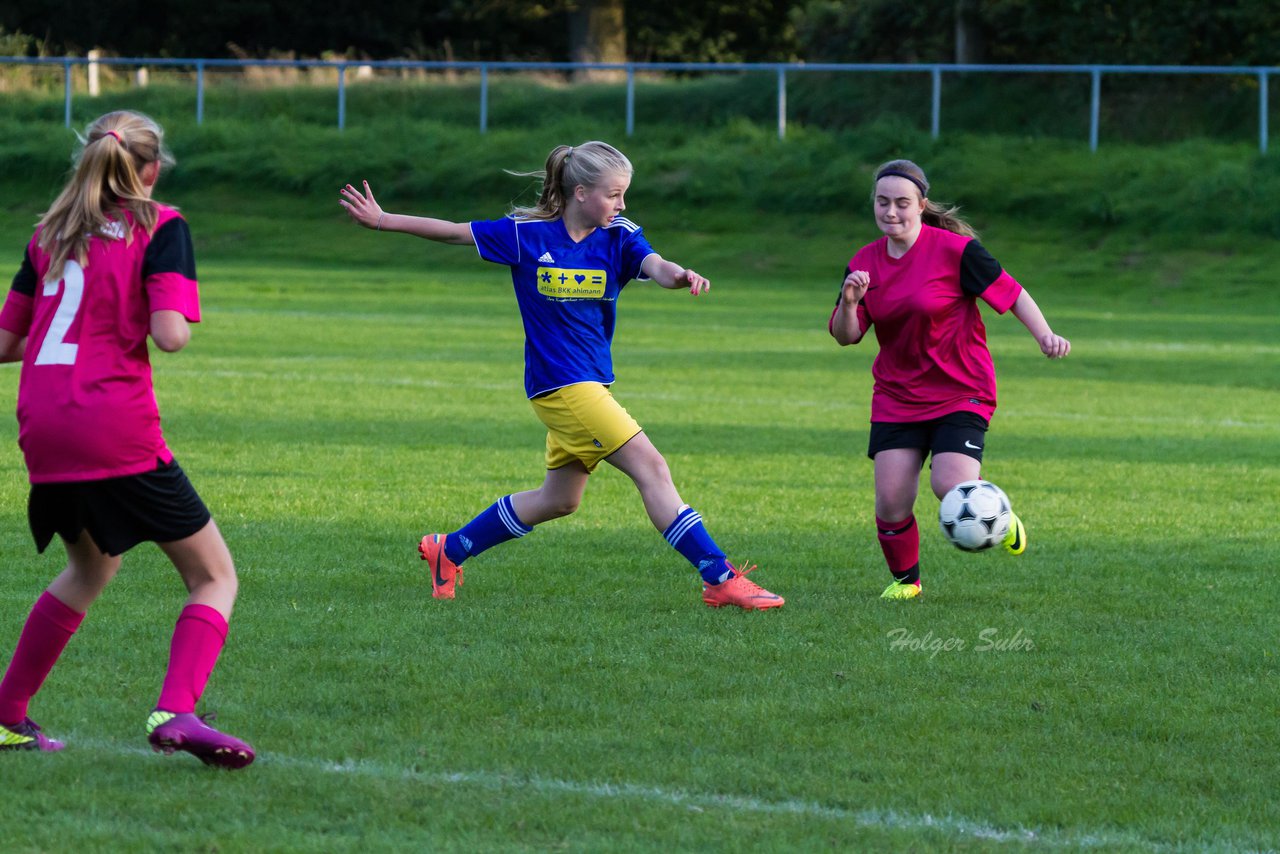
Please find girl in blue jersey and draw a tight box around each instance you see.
[340,141,781,610]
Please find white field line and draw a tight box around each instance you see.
[51,735,1217,851]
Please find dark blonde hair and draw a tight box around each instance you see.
[872,159,976,238]
[38,111,175,281]
[509,141,633,220]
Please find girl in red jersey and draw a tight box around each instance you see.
[829,159,1070,600]
[0,111,253,767]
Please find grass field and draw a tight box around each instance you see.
[0,188,1277,852]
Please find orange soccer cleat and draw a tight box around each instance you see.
[701,561,784,610]
[419,533,464,600]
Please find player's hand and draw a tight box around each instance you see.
[842,270,870,304]
[677,268,710,296]
[1038,332,1071,359]
[338,180,385,230]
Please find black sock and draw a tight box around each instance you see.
[891,562,920,586]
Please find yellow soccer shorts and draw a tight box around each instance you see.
[529,382,643,472]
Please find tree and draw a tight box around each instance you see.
[569,0,626,80]
[629,1,797,63]
[954,0,983,63]
[790,0,950,63]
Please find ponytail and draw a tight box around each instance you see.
[38,111,175,282]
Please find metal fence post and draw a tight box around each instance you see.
[1260,70,1269,154]
[777,67,786,140]
[337,64,347,130]
[626,65,635,136]
[196,61,205,125]
[931,66,942,138]
[64,58,73,127]
[87,49,101,96]
[480,64,489,133]
[1089,67,1101,152]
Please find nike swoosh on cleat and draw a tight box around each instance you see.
[434,553,447,589]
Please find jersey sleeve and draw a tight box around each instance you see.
[0,246,38,336]
[470,217,520,266]
[619,226,656,284]
[143,217,201,322]
[960,240,1021,314]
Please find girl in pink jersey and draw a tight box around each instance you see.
[0,111,253,767]
[829,159,1070,600]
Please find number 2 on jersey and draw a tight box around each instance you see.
[34,260,84,366]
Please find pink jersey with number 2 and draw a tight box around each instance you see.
[0,204,200,483]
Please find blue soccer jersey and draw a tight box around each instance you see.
[470,216,656,397]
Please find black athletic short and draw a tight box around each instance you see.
[28,458,212,557]
[867,411,990,462]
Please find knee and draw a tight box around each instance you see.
[216,567,239,598]
[68,560,120,593]
[547,496,581,519]
[636,454,674,489]
[187,553,238,595]
[89,560,121,583]
[874,492,915,523]
[930,470,958,499]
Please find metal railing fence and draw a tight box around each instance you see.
[1,56,1275,152]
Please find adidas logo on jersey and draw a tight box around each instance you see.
[537,252,555,263]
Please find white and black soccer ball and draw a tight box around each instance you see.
[938,480,1012,552]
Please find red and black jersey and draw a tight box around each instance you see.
[830,224,1022,422]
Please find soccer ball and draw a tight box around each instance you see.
[938,480,1012,552]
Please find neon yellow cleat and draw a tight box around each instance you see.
[880,580,922,600]
[0,717,63,752]
[1003,512,1027,555]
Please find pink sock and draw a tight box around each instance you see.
[877,514,920,584]
[0,591,85,725]
[156,604,228,714]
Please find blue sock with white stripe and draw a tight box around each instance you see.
[662,505,732,584]
[444,495,533,565]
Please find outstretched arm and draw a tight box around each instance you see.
[339,180,475,246]
[640,254,710,295]
[1010,289,1071,359]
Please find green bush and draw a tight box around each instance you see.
[3,79,1277,238]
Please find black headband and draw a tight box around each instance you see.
[875,169,928,197]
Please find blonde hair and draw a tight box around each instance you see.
[872,159,977,239]
[509,141,633,220]
[38,111,175,282]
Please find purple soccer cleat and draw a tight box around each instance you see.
[0,717,65,752]
[147,710,255,769]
